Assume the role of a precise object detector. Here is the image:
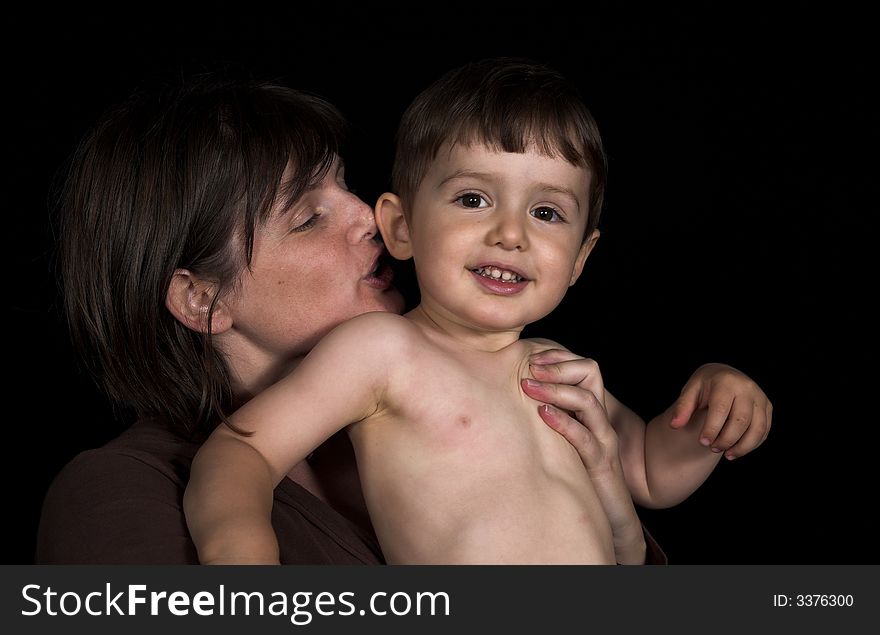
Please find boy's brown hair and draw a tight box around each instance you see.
[392,57,607,238]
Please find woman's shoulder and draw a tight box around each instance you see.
[46,418,196,496]
[35,418,199,564]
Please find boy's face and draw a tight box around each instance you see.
[402,143,597,333]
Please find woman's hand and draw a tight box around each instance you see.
[521,350,646,564]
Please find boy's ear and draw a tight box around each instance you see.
[165,269,233,334]
[569,229,600,286]
[374,193,413,260]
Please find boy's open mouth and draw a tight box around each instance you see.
[470,266,525,283]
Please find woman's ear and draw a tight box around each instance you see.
[569,229,601,286]
[374,193,413,260]
[165,269,233,334]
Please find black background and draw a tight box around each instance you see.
[8,6,874,564]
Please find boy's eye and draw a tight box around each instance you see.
[456,193,489,208]
[531,206,563,223]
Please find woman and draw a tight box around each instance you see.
[36,78,403,564]
[37,74,675,564]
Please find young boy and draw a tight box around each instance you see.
[185,59,771,564]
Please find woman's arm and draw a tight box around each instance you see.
[521,362,648,564]
[536,398,647,564]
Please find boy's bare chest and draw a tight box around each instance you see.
[357,339,566,459]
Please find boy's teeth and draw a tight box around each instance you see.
[473,267,523,282]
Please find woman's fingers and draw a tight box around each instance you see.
[522,379,615,445]
[538,404,600,464]
[528,356,605,406]
[528,348,582,365]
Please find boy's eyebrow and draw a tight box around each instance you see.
[537,184,581,214]
[438,169,495,187]
[440,171,582,213]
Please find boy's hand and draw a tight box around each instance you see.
[658,363,773,460]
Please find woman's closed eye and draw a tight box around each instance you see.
[290,211,322,233]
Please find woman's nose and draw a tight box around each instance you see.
[346,194,378,244]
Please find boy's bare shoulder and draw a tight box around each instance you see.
[521,337,572,355]
[331,311,416,336]
[319,311,422,353]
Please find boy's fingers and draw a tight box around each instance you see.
[667,375,707,428]
[710,397,752,452]
[724,405,768,459]
[698,395,734,447]
[762,402,773,444]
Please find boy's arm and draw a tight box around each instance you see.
[185,434,280,563]
[605,392,721,508]
[526,351,772,508]
[625,362,772,507]
[184,312,397,564]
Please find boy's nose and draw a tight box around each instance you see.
[486,209,528,251]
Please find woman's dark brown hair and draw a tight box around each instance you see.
[57,75,346,439]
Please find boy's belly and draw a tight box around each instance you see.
[352,405,617,564]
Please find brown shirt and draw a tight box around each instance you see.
[36,417,665,564]
[36,417,382,564]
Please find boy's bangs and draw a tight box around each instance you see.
[448,110,589,168]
